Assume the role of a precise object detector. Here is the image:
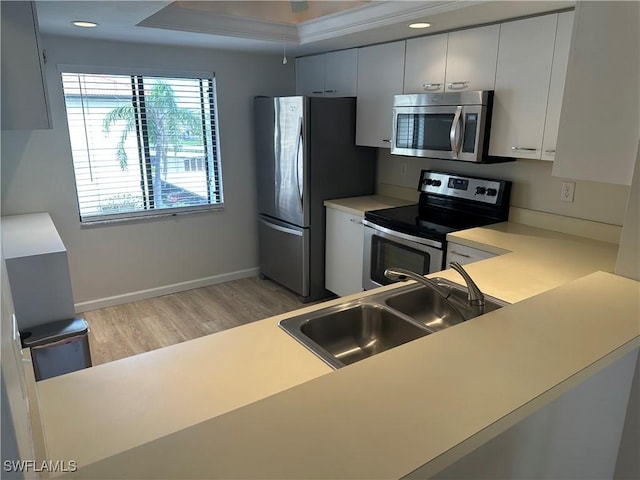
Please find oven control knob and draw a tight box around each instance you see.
[423,178,434,186]
[486,188,498,196]
[475,186,487,195]
[432,180,442,187]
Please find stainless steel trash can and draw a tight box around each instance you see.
[21,317,92,381]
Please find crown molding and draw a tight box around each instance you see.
[137,0,481,46]
[138,4,300,44]
[298,0,470,44]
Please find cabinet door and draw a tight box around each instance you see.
[356,41,406,148]
[325,208,365,297]
[324,49,357,97]
[295,55,325,97]
[541,11,574,162]
[445,24,499,92]
[1,1,51,130]
[553,2,639,185]
[404,34,447,93]
[489,14,558,159]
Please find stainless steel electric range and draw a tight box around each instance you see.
[363,169,512,290]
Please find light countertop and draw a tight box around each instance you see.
[443,222,620,304]
[35,219,638,478]
[37,307,333,469]
[324,194,415,215]
[65,272,640,479]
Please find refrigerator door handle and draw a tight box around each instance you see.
[295,116,304,211]
[258,217,303,236]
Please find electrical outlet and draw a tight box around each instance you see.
[400,162,408,177]
[560,182,575,202]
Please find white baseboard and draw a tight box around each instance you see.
[74,267,260,313]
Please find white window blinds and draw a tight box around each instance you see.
[61,72,223,223]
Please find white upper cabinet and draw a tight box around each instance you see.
[541,11,574,162]
[296,49,358,97]
[445,24,500,92]
[403,25,499,94]
[356,41,406,148]
[489,14,558,159]
[1,1,51,130]
[323,49,358,97]
[295,55,325,96]
[404,34,447,93]
[553,2,639,185]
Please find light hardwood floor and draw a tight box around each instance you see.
[82,276,319,366]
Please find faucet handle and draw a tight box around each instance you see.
[449,262,485,307]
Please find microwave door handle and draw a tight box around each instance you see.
[449,106,463,158]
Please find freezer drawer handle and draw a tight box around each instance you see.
[259,218,303,236]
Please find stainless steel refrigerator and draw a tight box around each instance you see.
[254,96,375,302]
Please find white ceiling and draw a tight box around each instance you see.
[35,1,575,57]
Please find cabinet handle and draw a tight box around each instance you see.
[422,83,442,90]
[311,91,323,94]
[511,146,538,152]
[446,81,469,89]
[382,139,391,143]
[450,251,471,258]
[544,149,556,154]
[349,218,363,225]
[324,89,337,93]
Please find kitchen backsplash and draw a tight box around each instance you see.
[376,149,631,227]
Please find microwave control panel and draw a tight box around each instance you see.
[419,171,503,205]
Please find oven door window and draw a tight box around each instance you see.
[396,113,454,151]
[370,235,431,286]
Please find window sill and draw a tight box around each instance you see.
[79,204,225,228]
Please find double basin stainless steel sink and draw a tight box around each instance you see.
[279,278,508,369]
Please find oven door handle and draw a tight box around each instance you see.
[449,105,463,158]
[363,220,443,249]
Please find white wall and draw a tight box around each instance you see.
[1,35,296,308]
[1,255,35,478]
[377,150,631,226]
[613,141,640,479]
[419,348,639,480]
[615,141,640,280]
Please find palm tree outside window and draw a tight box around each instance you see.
[60,71,224,223]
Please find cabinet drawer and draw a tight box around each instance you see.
[446,242,496,267]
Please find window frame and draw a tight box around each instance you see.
[59,65,224,225]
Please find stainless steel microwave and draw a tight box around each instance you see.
[391,90,507,163]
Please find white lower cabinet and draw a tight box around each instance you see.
[325,207,365,297]
[446,242,496,267]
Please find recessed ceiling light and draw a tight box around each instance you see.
[72,21,98,28]
[409,22,431,29]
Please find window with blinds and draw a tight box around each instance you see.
[61,71,224,223]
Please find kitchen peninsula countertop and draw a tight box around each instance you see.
[35,219,638,478]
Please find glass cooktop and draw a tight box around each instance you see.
[364,204,500,243]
